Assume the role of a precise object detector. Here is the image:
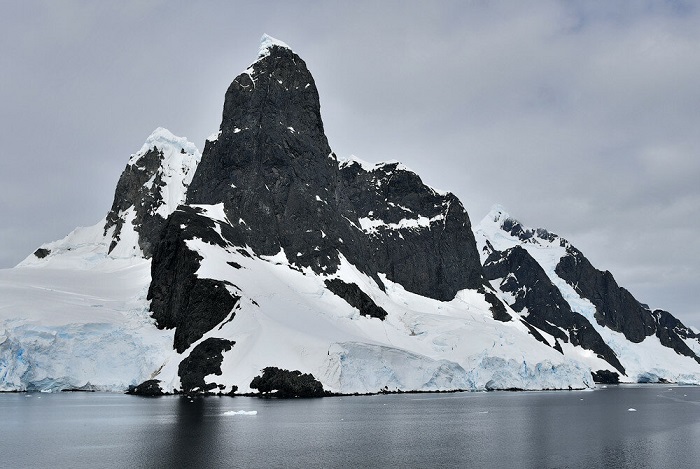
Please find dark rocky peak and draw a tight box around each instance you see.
[103,128,201,257]
[186,35,340,272]
[148,206,241,353]
[652,309,700,364]
[182,35,484,299]
[553,230,700,363]
[187,34,333,205]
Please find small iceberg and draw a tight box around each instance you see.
[223,410,257,416]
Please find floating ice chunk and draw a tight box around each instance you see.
[223,410,258,416]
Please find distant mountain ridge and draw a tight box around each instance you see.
[2,35,699,394]
[475,206,700,383]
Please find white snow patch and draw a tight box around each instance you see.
[358,214,444,233]
[258,34,291,58]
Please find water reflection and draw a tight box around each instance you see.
[2,386,700,468]
[132,396,224,468]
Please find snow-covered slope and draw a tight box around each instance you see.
[475,205,700,384]
[146,210,593,394]
[0,261,174,391]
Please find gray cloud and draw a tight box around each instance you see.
[2,1,698,326]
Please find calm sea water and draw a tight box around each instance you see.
[1,385,699,468]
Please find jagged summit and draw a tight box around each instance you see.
[258,33,292,58]
[477,205,561,259]
[130,127,199,165]
[20,129,201,267]
[483,204,510,224]
[104,128,200,258]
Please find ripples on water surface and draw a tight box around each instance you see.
[1,385,699,468]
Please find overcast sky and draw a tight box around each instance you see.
[2,1,699,326]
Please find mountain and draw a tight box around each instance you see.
[0,128,199,392]
[475,206,700,384]
[2,35,699,394]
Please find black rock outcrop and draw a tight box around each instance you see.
[555,246,657,343]
[591,370,620,384]
[653,309,700,364]
[104,147,168,256]
[178,338,236,394]
[325,279,388,320]
[484,245,624,373]
[250,367,325,397]
[148,207,240,353]
[33,248,50,259]
[335,161,482,300]
[126,379,165,396]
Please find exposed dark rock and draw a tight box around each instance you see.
[500,218,559,244]
[324,279,387,320]
[186,43,340,273]
[520,318,552,347]
[336,161,483,300]
[556,246,658,343]
[104,148,169,257]
[126,379,165,396]
[250,366,325,397]
[482,289,512,322]
[553,340,563,354]
[556,246,700,363]
[178,338,235,394]
[653,309,700,364]
[484,245,625,373]
[148,207,240,353]
[33,248,50,259]
[488,212,700,368]
[184,41,484,302]
[591,370,620,384]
